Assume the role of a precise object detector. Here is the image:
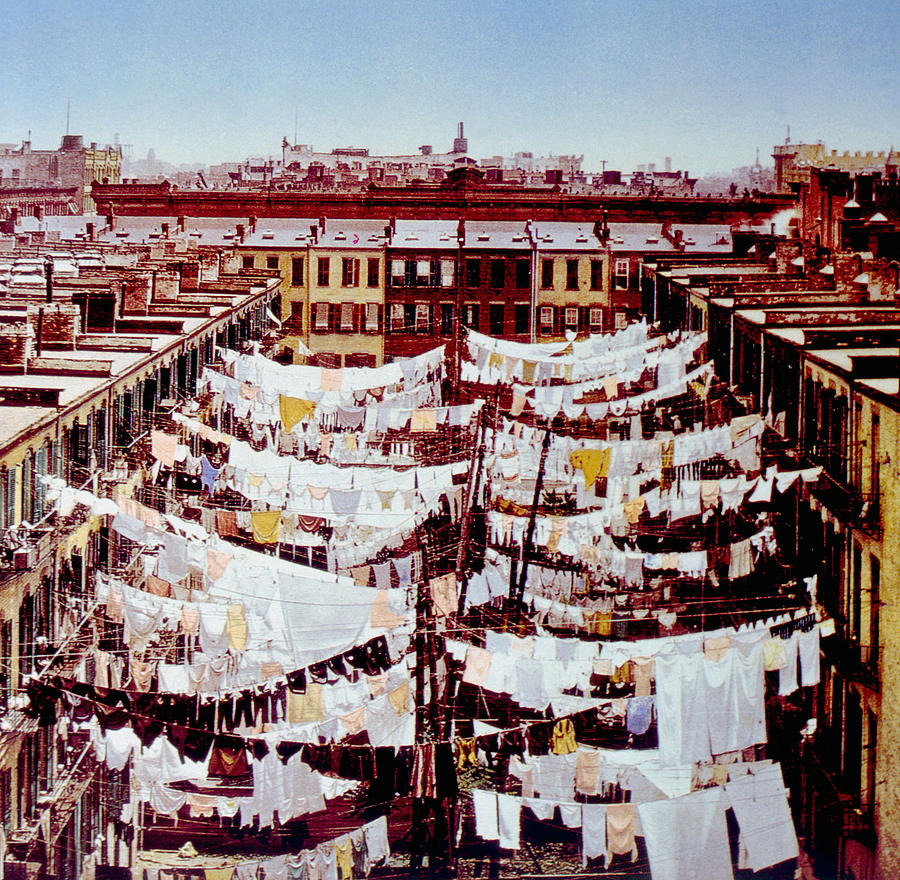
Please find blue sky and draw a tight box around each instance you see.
[2,0,898,174]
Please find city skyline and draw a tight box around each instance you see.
[4,0,898,175]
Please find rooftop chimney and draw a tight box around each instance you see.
[236,223,245,243]
[177,215,185,232]
[248,215,257,233]
[319,216,326,233]
[86,221,94,240]
[161,222,170,237]
[310,224,318,243]
[106,211,115,230]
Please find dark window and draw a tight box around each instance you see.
[490,259,505,289]
[291,257,304,286]
[290,301,303,321]
[405,260,418,287]
[341,258,359,287]
[870,555,880,672]
[367,258,379,287]
[440,304,454,336]
[429,260,441,287]
[590,259,603,290]
[541,259,554,289]
[266,255,279,270]
[317,257,330,286]
[515,259,531,289]
[466,259,480,288]
[489,303,505,335]
[514,304,530,335]
[242,255,254,269]
[853,543,862,639]
[403,304,416,333]
[566,259,579,290]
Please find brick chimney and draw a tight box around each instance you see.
[868,259,900,302]
[0,324,33,372]
[26,303,80,350]
[833,252,864,293]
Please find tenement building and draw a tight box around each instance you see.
[0,228,278,878]
[642,147,900,880]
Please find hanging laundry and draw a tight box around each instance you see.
[250,510,282,544]
[569,448,610,489]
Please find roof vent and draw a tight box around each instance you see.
[645,236,659,243]
[334,232,346,240]
[575,236,588,243]
[477,234,490,241]
[262,230,275,239]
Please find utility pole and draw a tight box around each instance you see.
[455,403,489,611]
[513,421,553,621]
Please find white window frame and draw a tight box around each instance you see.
[539,305,553,328]
[614,258,629,289]
[589,307,603,329]
[415,303,429,332]
[614,311,628,330]
[565,306,578,327]
[390,303,404,330]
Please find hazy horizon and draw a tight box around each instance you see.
[4,0,898,177]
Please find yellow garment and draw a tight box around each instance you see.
[551,718,577,755]
[226,604,248,652]
[205,869,235,880]
[564,363,574,382]
[624,496,645,524]
[488,351,503,371]
[345,433,357,451]
[611,659,633,685]
[247,473,265,488]
[411,409,437,432]
[456,737,478,769]
[250,510,281,544]
[569,448,610,488]
[334,838,353,879]
[763,637,787,671]
[279,395,317,433]
[287,682,325,723]
[388,681,410,715]
[522,360,536,383]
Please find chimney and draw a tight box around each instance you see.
[106,211,115,230]
[36,206,44,222]
[44,259,53,304]
[177,215,185,232]
[389,216,396,234]
[161,222,169,237]
[248,215,257,233]
[236,223,246,243]
[86,222,94,241]
[319,216,326,233]
[10,208,18,225]
[457,218,466,245]
[309,224,318,243]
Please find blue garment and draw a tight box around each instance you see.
[393,554,413,588]
[626,695,654,736]
[199,454,219,495]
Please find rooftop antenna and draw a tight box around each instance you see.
[786,124,790,144]
[66,98,70,135]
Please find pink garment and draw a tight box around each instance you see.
[320,368,344,391]
[206,548,233,581]
[462,646,493,686]
[151,430,177,468]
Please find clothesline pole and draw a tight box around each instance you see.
[513,419,554,623]
[456,403,489,612]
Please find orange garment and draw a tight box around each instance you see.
[279,395,317,433]
[250,510,281,544]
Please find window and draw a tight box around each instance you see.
[515,259,531,289]
[870,555,880,672]
[615,259,629,289]
[340,302,354,331]
[489,303,505,336]
[466,259,480,288]
[390,303,404,332]
[614,311,627,330]
[291,257,304,286]
[367,258,379,287]
[489,259,505,289]
[290,301,303,322]
[564,306,578,328]
[415,304,430,333]
[589,307,603,329]
[440,304,454,336]
[242,255,255,269]
[266,255,279,270]
[590,260,603,290]
[365,303,379,332]
[541,259,554,289]
[565,259,579,290]
[345,353,376,368]
[416,260,430,285]
[440,260,454,288]
[539,306,553,334]
[464,303,479,329]
[514,304,530,335]
[429,260,441,288]
[317,257,330,286]
[313,302,329,331]
[390,259,405,287]
[341,258,359,287]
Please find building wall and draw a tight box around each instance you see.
[307,247,384,366]
[535,252,606,337]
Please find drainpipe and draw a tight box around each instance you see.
[526,219,537,344]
